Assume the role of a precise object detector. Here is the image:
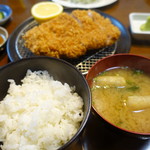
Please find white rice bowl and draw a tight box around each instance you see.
[0,70,84,150]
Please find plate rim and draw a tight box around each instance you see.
[52,0,118,9]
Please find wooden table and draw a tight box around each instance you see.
[0,1,150,149]
[1,0,150,67]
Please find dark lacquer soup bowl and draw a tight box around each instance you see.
[0,56,91,150]
[86,53,150,139]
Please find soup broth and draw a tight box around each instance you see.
[92,67,150,133]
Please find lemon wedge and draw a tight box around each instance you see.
[31,2,63,23]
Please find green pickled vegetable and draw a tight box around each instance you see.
[0,11,4,20]
[140,16,150,31]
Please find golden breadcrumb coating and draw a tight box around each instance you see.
[23,10,121,59]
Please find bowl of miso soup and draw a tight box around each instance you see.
[86,54,150,139]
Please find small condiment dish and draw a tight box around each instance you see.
[0,4,12,25]
[0,26,8,51]
[129,13,150,41]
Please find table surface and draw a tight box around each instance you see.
[0,0,150,149]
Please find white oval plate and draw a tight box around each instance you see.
[52,0,117,9]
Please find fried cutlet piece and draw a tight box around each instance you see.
[46,13,87,58]
[23,13,87,58]
[23,10,121,59]
[71,10,121,49]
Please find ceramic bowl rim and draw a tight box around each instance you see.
[0,26,8,47]
[0,4,12,24]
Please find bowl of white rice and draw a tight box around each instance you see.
[0,56,91,150]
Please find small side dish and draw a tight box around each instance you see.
[129,13,150,40]
[0,4,12,25]
[0,26,8,51]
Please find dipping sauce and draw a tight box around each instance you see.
[0,34,5,46]
[92,67,150,133]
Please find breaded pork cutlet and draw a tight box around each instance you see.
[23,10,121,59]
[72,10,120,49]
[23,13,87,58]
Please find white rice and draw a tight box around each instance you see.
[0,70,84,150]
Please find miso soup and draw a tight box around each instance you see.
[92,67,150,133]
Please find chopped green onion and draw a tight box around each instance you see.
[127,85,139,91]
[132,69,143,75]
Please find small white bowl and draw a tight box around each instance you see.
[0,26,8,51]
[129,13,150,41]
